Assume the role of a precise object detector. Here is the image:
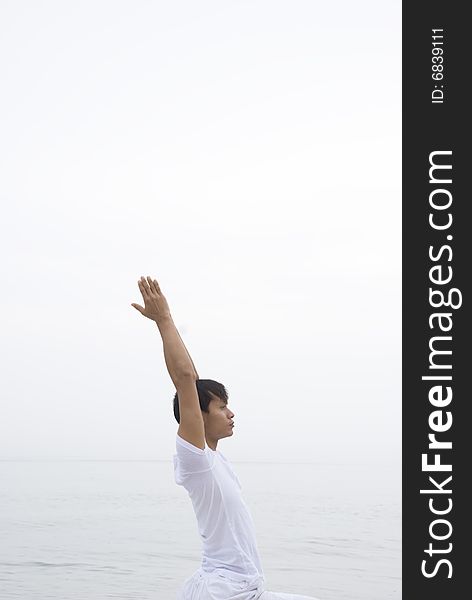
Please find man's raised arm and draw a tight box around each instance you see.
[131,276,205,449]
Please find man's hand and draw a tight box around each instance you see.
[131,276,171,323]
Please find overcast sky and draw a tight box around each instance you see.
[0,0,400,463]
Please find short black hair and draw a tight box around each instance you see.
[173,379,228,424]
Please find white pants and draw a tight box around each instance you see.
[259,594,319,600]
[177,568,320,600]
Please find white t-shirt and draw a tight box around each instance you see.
[173,433,264,582]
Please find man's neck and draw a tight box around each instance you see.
[206,437,218,451]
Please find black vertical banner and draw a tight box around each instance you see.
[403,2,470,598]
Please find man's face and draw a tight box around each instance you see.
[202,394,235,441]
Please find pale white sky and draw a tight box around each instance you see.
[0,0,400,463]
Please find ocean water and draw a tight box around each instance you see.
[0,459,400,600]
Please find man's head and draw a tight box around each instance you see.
[173,379,235,441]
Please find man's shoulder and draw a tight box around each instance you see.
[176,432,207,454]
[174,433,217,484]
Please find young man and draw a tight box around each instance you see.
[132,276,319,600]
